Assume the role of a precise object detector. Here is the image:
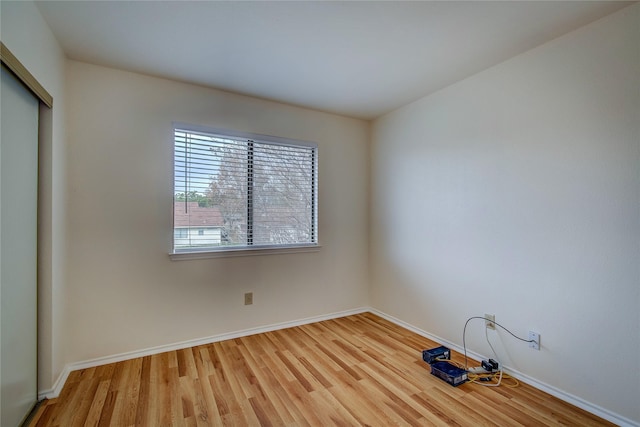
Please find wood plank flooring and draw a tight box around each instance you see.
[29,313,613,426]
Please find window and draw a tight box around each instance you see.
[173,124,318,256]
[174,228,188,239]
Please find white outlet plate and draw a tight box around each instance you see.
[244,292,253,305]
[529,331,540,350]
[485,314,495,330]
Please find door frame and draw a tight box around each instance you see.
[1,42,53,108]
[1,41,53,426]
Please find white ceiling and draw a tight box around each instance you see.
[36,1,633,120]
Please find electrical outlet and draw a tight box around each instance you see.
[468,366,490,374]
[485,314,495,330]
[529,331,540,350]
[244,292,253,305]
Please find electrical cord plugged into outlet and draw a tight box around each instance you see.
[528,331,540,350]
[468,359,499,374]
[460,316,540,388]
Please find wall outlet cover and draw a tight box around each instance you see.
[485,314,495,330]
[244,292,253,305]
[529,331,540,350]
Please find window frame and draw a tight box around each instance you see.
[170,122,320,260]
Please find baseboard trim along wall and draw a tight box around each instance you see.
[38,307,369,401]
[40,307,638,427]
[368,308,639,427]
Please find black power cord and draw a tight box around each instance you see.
[462,316,537,369]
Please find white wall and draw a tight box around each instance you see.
[64,61,370,363]
[3,2,637,424]
[371,4,639,424]
[0,1,67,393]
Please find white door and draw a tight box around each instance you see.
[0,66,39,426]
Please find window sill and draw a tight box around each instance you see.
[169,244,321,261]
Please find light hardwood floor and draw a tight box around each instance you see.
[30,313,613,426]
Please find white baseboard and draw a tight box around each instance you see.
[39,307,369,401]
[369,308,639,427]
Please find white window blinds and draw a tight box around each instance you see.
[173,125,318,253]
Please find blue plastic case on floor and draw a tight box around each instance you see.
[430,361,468,386]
